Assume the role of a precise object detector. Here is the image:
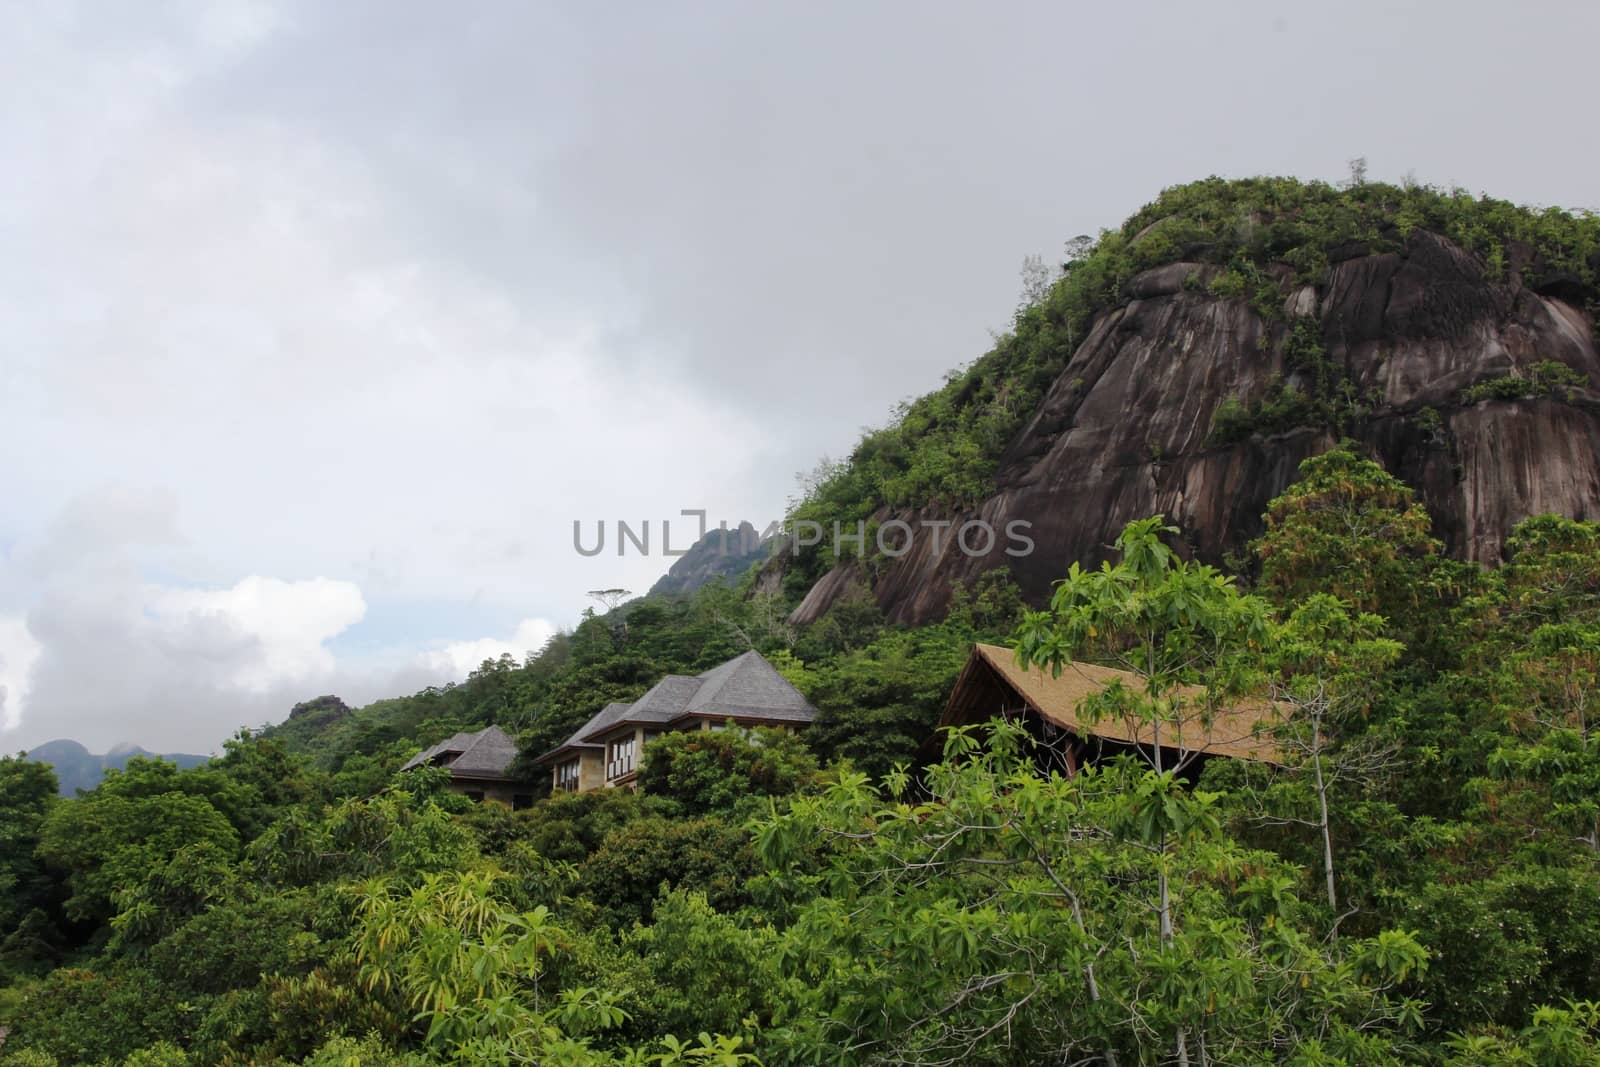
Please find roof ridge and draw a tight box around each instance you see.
[458,724,504,758]
[689,650,757,705]
[401,724,519,775]
[541,700,636,758]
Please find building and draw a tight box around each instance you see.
[535,649,818,792]
[400,724,537,808]
[930,643,1281,778]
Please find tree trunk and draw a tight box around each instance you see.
[1313,711,1338,913]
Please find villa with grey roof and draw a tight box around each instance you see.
[400,724,535,808]
[534,649,817,792]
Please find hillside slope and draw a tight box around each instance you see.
[24,739,210,795]
[783,177,1600,624]
[647,521,769,598]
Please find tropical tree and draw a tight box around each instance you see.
[352,868,761,1065]
[1012,517,1286,1063]
[1250,445,1443,633]
[35,786,239,925]
[1256,595,1404,921]
[754,721,1430,1066]
[1016,517,1274,774]
[0,756,59,941]
[637,727,819,818]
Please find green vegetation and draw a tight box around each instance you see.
[3,446,1600,1062]
[1460,359,1588,405]
[1208,378,1315,443]
[634,728,819,819]
[1207,316,1376,445]
[7,171,1600,1059]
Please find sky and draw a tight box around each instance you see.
[2,0,1596,753]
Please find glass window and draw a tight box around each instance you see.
[606,735,637,780]
[555,758,581,791]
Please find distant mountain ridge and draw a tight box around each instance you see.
[24,738,211,795]
[648,520,770,598]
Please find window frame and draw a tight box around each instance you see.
[606,734,637,780]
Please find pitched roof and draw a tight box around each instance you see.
[682,650,815,722]
[532,653,817,765]
[616,675,704,726]
[532,701,630,765]
[401,725,521,779]
[528,651,820,756]
[939,643,1281,764]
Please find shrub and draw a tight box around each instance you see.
[637,727,819,818]
[1460,360,1587,405]
[578,816,756,927]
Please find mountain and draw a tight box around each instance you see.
[648,520,770,598]
[24,738,212,795]
[779,177,1600,624]
[254,694,356,756]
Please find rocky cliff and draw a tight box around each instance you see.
[649,520,770,598]
[788,217,1600,626]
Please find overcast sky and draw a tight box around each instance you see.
[2,1,1596,753]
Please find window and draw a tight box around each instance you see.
[555,758,581,791]
[464,790,485,803]
[606,735,637,780]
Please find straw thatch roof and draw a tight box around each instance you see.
[937,643,1282,764]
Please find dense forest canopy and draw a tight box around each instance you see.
[2,444,1598,1064]
[4,176,1600,1064]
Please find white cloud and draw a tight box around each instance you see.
[146,576,367,691]
[5,2,1599,752]
[0,618,43,734]
[0,564,368,751]
[0,485,379,750]
[423,617,558,679]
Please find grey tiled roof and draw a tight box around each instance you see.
[617,675,703,725]
[533,652,818,765]
[578,650,816,743]
[684,650,816,723]
[533,701,629,765]
[401,725,520,780]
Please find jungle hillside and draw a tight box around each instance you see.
[3,177,1600,1065]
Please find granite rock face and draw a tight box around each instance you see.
[792,230,1600,625]
[649,520,769,599]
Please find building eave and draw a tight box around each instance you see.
[532,741,604,766]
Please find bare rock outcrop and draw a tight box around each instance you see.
[791,231,1600,625]
[648,520,769,599]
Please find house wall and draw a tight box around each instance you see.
[550,749,607,793]
[578,749,604,791]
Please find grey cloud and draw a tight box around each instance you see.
[3,1,1598,750]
